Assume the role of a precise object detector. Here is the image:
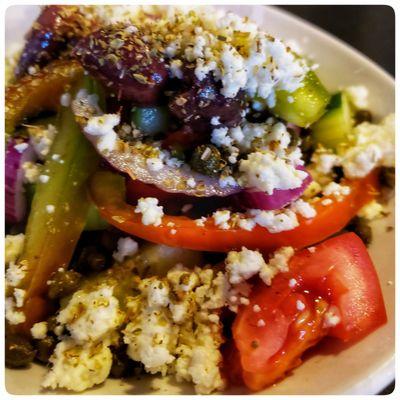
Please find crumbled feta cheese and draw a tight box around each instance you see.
[84,114,120,152]
[210,116,221,126]
[113,237,139,262]
[212,210,231,230]
[14,142,29,153]
[5,297,26,325]
[13,288,26,308]
[46,204,55,214]
[219,175,237,188]
[31,321,48,340]
[250,208,299,233]
[259,246,294,285]
[226,247,267,284]
[169,59,183,79]
[186,177,196,188]
[57,285,124,343]
[322,182,351,200]
[211,126,232,147]
[307,246,316,253]
[237,217,256,231]
[42,339,112,392]
[22,161,41,183]
[312,151,341,175]
[135,197,164,226]
[239,151,307,195]
[257,319,266,327]
[195,217,207,227]
[344,85,369,109]
[60,93,71,107]
[146,157,164,172]
[5,261,27,287]
[29,124,58,159]
[5,234,25,264]
[341,114,394,178]
[290,199,316,219]
[358,200,385,221]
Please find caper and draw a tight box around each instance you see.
[75,246,109,273]
[354,109,372,125]
[347,217,372,245]
[34,336,56,364]
[380,167,395,189]
[190,144,225,176]
[5,334,35,368]
[47,269,82,299]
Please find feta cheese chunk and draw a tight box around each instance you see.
[31,321,48,340]
[5,233,25,264]
[226,247,267,284]
[113,237,139,262]
[259,246,294,285]
[239,151,307,195]
[84,114,120,152]
[135,197,164,226]
[42,340,112,392]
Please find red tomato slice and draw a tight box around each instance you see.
[231,233,387,391]
[89,170,379,253]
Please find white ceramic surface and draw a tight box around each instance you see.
[5,5,395,396]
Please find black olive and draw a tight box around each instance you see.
[380,167,395,189]
[109,344,143,378]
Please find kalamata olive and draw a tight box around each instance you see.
[47,269,82,299]
[5,334,35,368]
[34,336,56,364]
[15,6,98,78]
[380,167,395,189]
[162,125,208,152]
[169,67,245,131]
[73,25,168,105]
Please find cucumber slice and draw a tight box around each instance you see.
[311,92,353,150]
[271,71,331,127]
[131,106,169,135]
[84,203,109,231]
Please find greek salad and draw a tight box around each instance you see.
[5,5,394,394]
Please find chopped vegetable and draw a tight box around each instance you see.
[5,139,37,223]
[311,92,353,150]
[89,169,379,252]
[231,233,387,391]
[5,60,83,133]
[271,71,331,127]
[235,166,312,211]
[15,83,99,332]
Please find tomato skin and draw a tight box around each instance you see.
[231,233,387,391]
[289,232,387,341]
[89,170,379,253]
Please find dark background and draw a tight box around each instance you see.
[279,5,395,76]
[278,6,395,395]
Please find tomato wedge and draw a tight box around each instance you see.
[231,233,387,391]
[89,170,379,252]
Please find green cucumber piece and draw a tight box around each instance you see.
[271,71,331,127]
[131,106,169,135]
[311,92,353,150]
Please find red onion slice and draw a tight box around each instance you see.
[72,96,241,197]
[6,139,37,223]
[235,166,312,211]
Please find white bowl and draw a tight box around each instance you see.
[5,5,395,395]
